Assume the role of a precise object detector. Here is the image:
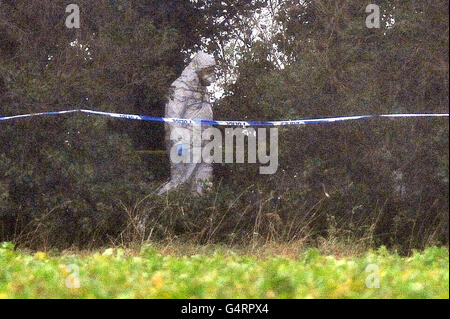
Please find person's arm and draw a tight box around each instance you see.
[166,83,193,154]
[165,83,188,131]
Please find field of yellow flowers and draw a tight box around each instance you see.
[0,242,448,299]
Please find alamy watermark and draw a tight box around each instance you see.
[365,4,380,29]
[365,264,380,289]
[65,4,80,29]
[65,264,81,289]
[169,124,279,175]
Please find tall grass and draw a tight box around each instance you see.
[7,180,448,255]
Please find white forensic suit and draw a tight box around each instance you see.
[157,51,216,195]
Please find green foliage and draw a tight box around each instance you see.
[0,0,262,246]
[215,0,449,251]
[0,243,448,298]
[0,1,448,251]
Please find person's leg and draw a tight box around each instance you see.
[158,161,198,195]
[157,161,182,195]
[192,162,213,195]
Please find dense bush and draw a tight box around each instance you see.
[0,1,448,252]
[213,0,449,253]
[0,0,262,246]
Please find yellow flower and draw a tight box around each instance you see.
[59,264,69,275]
[151,272,164,289]
[34,252,47,260]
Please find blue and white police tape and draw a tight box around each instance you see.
[0,109,448,126]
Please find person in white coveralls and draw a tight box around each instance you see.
[157,51,216,195]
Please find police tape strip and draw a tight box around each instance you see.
[0,109,448,126]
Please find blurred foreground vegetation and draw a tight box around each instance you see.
[0,242,448,299]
